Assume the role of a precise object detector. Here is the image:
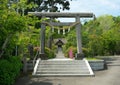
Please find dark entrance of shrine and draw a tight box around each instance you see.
[55,39,64,53]
[55,39,64,48]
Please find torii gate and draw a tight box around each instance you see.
[28,12,94,59]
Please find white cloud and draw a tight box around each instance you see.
[98,0,120,10]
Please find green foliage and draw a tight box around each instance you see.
[66,29,77,46]
[82,15,120,57]
[52,45,58,53]
[86,57,100,60]
[0,56,22,85]
[82,47,89,57]
[0,9,27,58]
[63,15,120,57]
[0,0,8,10]
[0,0,40,58]
[64,29,76,49]
[63,29,77,57]
[97,15,114,31]
[45,47,55,59]
[4,13,27,33]
[27,0,70,12]
[0,0,71,59]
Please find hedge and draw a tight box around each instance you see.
[0,56,22,85]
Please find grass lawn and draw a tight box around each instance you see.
[86,57,101,60]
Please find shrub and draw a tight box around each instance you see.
[0,56,22,85]
[82,47,90,57]
[45,47,55,59]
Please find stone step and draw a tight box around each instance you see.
[37,66,88,69]
[37,67,88,70]
[39,61,85,65]
[37,65,87,68]
[36,71,90,74]
[39,62,85,65]
[39,63,86,65]
[32,59,94,77]
[34,73,93,77]
[40,60,85,63]
[39,65,87,67]
[37,68,89,71]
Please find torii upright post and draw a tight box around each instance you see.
[75,16,84,59]
[40,16,46,59]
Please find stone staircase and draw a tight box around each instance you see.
[32,58,94,77]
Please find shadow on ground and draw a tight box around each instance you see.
[29,82,52,85]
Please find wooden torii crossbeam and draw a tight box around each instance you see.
[28,12,94,59]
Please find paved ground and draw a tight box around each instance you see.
[14,56,120,85]
[55,47,65,59]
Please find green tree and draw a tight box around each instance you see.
[0,13,28,58]
[0,0,29,58]
[27,0,70,12]
[83,15,120,56]
[97,15,114,32]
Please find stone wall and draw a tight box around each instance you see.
[89,60,105,71]
[25,60,34,72]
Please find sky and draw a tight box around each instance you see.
[59,0,120,22]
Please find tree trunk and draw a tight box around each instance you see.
[27,44,34,60]
[0,34,12,58]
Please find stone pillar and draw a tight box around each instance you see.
[47,18,53,49]
[75,16,84,59]
[40,16,46,58]
[47,29,52,49]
